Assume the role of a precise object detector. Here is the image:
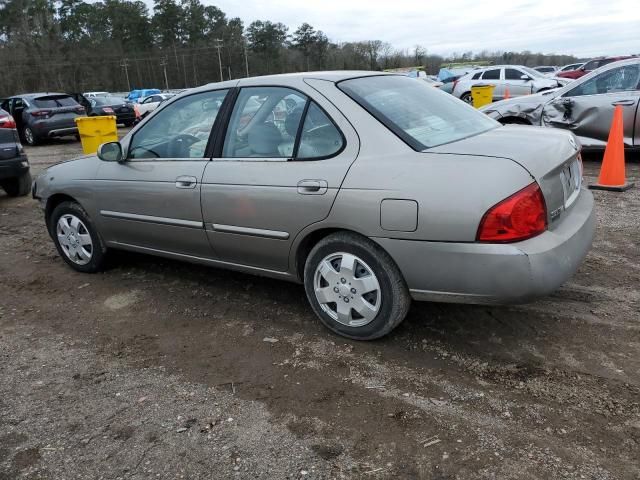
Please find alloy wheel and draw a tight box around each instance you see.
[313,252,381,327]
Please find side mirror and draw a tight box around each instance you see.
[520,75,531,81]
[97,141,123,162]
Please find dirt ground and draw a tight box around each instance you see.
[1,133,639,479]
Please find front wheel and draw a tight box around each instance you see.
[49,201,107,273]
[460,92,473,104]
[304,232,411,340]
[1,171,32,197]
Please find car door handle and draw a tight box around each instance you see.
[297,179,328,195]
[611,100,635,106]
[175,176,197,189]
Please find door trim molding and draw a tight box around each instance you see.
[210,223,290,240]
[100,210,203,229]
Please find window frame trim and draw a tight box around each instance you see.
[126,87,232,162]
[214,84,347,162]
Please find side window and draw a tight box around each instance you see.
[566,65,640,97]
[129,89,228,160]
[481,69,500,80]
[505,68,523,80]
[223,87,307,158]
[297,103,344,159]
[471,72,482,80]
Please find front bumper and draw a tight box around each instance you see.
[0,155,30,180]
[374,188,595,305]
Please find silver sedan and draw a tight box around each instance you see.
[33,71,595,340]
[480,58,640,149]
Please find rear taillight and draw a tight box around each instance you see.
[477,182,547,243]
[103,107,114,113]
[453,79,459,91]
[0,114,17,129]
[31,109,52,118]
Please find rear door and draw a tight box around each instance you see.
[542,63,640,147]
[95,89,230,257]
[201,83,358,272]
[480,68,502,100]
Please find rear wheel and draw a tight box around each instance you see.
[460,92,473,104]
[1,171,31,197]
[304,232,411,340]
[49,201,107,273]
[22,126,38,146]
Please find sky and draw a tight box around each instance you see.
[209,0,640,58]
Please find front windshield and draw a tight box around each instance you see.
[522,66,545,78]
[338,75,498,150]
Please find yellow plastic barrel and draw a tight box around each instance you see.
[470,85,495,108]
[75,116,118,154]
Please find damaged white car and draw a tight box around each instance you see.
[480,58,640,149]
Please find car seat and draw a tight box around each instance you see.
[248,122,282,156]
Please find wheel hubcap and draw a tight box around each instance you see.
[313,252,381,327]
[56,214,93,265]
[25,129,33,144]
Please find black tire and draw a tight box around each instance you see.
[49,201,107,273]
[124,120,135,128]
[460,92,473,104]
[22,126,38,146]
[303,232,411,340]
[1,171,32,197]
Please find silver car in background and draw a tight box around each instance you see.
[33,71,594,340]
[452,65,569,103]
[480,58,640,149]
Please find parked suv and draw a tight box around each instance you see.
[557,56,633,80]
[1,93,86,146]
[452,65,567,103]
[0,108,31,196]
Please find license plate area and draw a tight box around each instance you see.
[560,158,581,208]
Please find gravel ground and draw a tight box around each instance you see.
[1,134,639,479]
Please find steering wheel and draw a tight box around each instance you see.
[168,133,201,158]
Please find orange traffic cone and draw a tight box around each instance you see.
[589,105,634,191]
[504,86,510,100]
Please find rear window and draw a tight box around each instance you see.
[338,75,498,150]
[93,96,125,105]
[33,95,77,108]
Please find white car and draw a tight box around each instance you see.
[83,91,110,98]
[136,93,175,118]
[452,65,569,103]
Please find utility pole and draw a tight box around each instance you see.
[214,39,223,82]
[120,59,131,91]
[160,57,169,90]
[243,39,250,77]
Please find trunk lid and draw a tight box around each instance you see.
[430,125,582,228]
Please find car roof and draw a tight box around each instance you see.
[8,92,70,99]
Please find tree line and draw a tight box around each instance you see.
[0,0,580,96]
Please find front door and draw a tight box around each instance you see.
[504,67,533,97]
[201,85,358,272]
[95,89,230,257]
[542,63,640,147]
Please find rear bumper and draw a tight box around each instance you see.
[47,127,79,138]
[115,112,136,124]
[373,188,595,305]
[0,155,29,180]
